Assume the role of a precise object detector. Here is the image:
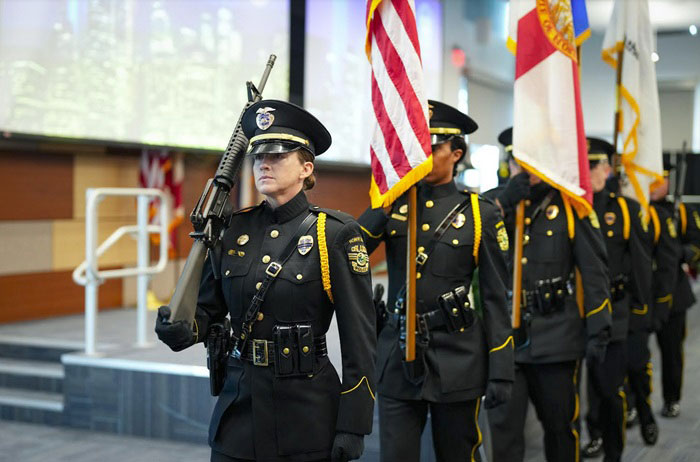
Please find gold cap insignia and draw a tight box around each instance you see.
[255,107,276,130]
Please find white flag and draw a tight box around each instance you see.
[602,0,663,211]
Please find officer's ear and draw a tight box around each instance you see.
[451,148,464,166]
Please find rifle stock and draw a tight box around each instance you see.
[167,55,276,325]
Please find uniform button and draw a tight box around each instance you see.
[525,199,531,206]
[225,270,230,276]
[422,224,430,231]
[460,327,465,332]
[521,257,528,265]
[302,346,310,353]
[609,192,615,198]
[228,249,234,256]
[296,274,303,280]
[525,217,532,225]
[262,255,271,264]
[240,333,246,339]
[452,239,459,245]
[607,230,614,237]
[282,347,290,355]
[523,235,530,244]
[257,312,264,321]
[256,281,262,290]
[418,246,425,253]
[270,230,279,238]
[452,308,459,315]
[546,230,553,236]
[416,272,422,279]
[390,230,397,236]
[426,200,434,208]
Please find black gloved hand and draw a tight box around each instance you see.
[331,432,365,462]
[483,380,513,409]
[498,172,531,209]
[586,328,610,364]
[155,306,196,352]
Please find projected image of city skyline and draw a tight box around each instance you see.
[0,0,290,150]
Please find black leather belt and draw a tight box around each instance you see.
[232,335,328,367]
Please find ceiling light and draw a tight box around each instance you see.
[651,52,659,62]
[690,25,698,36]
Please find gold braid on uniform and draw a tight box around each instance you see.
[317,212,334,303]
[617,196,630,240]
[649,206,661,244]
[680,203,687,236]
[471,194,481,265]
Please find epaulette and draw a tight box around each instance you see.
[231,202,263,216]
[460,189,497,208]
[310,205,354,224]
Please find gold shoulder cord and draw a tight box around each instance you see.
[617,196,630,240]
[649,206,661,244]
[561,193,575,239]
[471,194,481,265]
[680,203,687,236]
[318,212,334,303]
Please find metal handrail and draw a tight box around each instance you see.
[72,187,170,355]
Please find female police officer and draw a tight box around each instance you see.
[156,100,376,462]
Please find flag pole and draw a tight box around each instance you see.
[405,185,417,361]
[612,48,624,175]
[512,200,525,328]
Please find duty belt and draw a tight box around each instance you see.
[610,273,628,302]
[522,275,574,316]
[232,335,328,367]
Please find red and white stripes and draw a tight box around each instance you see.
[366,0,432,208]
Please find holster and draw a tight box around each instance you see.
[273,324,316,377]
[398,315,426,385]
[437,285,474,333]
[206,319,232,396]
[532,276,569,316]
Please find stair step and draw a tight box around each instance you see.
[0,358,64,379]
[0,338,77,363]
[0,386,64,412]
[0,358,64,393]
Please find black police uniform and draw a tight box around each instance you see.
[652,191,697,413]
[159,100,376,462]
[581,139,653,461]
[486,127,612,462]
[358,101,514,462]
[624,191,680,434]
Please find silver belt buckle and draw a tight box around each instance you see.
[266,262,282,277]
[252,339,269,366]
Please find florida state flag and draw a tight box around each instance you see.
[508,0,592,217]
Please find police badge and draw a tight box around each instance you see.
[604,212,616,226]
[255,107,276,130]
[297,235,314,255]
[452,213,466,229]
[546,205,559,220]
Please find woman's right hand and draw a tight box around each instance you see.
[155,306,196,352]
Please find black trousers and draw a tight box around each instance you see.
[585,341,627,461]
[656,311,687,403]
[626,331,654,425]
[378,394,481,462]
[211,452,330,462]
[487,361,579,462]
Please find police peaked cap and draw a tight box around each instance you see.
[498,127,513,152]
[428,100,478,146]
[586,137,615,165]
[242,99,332,157]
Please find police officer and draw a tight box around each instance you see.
[623,165,680,444]
[358,101,513,462]
[650,162,698,418]
[155,100,376,462]
[580,139,652,461]
[486,127,612,462]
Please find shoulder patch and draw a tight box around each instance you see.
[496,220,509,251]
[666,217,677,238]
[345,237,370,274]
[588,210,600,229]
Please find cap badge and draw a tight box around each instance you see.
[297,235,314,255]
[546,205,559,220]
[255,107,276,130]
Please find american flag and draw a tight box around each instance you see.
[366,0,432,208]
[139,149,185,258]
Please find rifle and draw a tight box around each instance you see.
[168,55,277,324]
